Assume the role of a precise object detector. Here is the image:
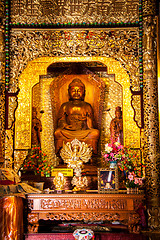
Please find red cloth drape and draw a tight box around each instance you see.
[0,196,23,240]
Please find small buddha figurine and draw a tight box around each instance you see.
[31,107,42,146]
[54,78,100,154]
[110,106,123,145]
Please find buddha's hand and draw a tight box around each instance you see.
[64,125,78,131]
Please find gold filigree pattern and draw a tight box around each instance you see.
[14,150,28,173]
[11,0,139,25]
[0,25,5,162]
[142,0,157,17]
[39,75,57,165]
[8,96,18,129]
[131,94,142,128]
[0,1,4,20]
[10,29,140,92]
[5,129,14,168]
[143,14,160,229]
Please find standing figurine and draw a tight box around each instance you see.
[110,106,123,145]
[31,107,42,146]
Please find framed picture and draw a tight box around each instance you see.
[98,167,118,193]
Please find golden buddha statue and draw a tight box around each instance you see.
[54,78,100,154]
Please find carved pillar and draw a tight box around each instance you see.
[0,23,5,165]
[142,0,160,229]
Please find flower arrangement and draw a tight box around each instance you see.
[20,146,52,177]
[102,142,145,189]
[126,172,143,188]
[103,142,124,163]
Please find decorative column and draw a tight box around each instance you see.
[142,0,160,229]
[0,0,5,166]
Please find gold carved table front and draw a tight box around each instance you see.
[27,193,145,233]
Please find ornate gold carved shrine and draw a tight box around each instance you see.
[5,0,143,168]
[0,0,159,232]
[14,56,140,168]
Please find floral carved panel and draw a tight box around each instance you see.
[10,29,140,92]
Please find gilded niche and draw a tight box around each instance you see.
[14,57,140,167]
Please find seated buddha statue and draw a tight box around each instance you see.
[54,78,100,154]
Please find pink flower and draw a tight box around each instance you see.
[128,172,134,181]
[137,178,143,185]
[134,178,139,184]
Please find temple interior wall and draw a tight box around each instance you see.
[0,0,148,173]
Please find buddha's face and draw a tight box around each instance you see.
[32,109,37,118]
[69,86,84,100]
[115,110,122,119]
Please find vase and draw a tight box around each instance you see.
[109,161,117,169]
[127,188,139,194]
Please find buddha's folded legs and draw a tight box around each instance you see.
[54,128,99,155]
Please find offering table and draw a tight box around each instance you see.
[27,193,145,233]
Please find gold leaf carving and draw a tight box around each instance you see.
[10,29,140,92]
[11,0,139,25]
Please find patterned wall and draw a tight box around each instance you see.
[3,0,143,170]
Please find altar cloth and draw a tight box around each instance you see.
[25,232,147,240]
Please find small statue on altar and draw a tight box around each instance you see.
[54,78,100,154]
[110,106,123,145]
[60,138,91,192]
[53,172,66,192]
[31,107,42,146]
